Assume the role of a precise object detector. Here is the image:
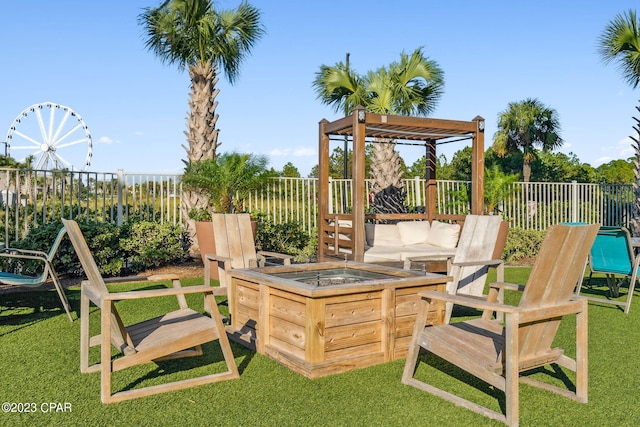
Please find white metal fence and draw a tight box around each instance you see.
[0,167,634,245]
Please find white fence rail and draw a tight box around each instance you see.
[0,167,634,245]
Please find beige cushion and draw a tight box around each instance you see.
[426,220,461,248]
[365,223,403,247]
[397,221,430,245]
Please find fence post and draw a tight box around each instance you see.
[414,176,421,207]
[117,169,124,226]
[571,180,578,223]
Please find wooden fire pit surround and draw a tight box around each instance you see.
[227,261,451,379]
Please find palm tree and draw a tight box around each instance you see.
[139,0,264,246]
[492,98,563,182]
[598,9,640,235]
[313,47,444,211]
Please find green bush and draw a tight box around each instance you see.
[2,220,188,278]
[254,214,316,262]
[120,221,188,271]
[503,227,546,265]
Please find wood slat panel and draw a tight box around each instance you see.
[325,298,382,328]
[270,294,306,326]
[325,320,382,351]
[269,317,305,350]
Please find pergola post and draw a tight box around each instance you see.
[352,106,366,262]
[318,119,330,260]
[424,140,437,221]
[471,116,485,215]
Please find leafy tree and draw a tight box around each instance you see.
[599,9,640,88]
[281,162,301,178]
[484,165,519,215]
[598,9,640,234]
[139,0,264,234]
[181,152,274,214]
[313,48,444,202]
[595,158,634,184]
[492,98,563,182]
[532,151,595,183]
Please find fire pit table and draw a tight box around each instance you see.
[227,261,451,378]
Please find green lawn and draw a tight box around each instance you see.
[1,268,638,426]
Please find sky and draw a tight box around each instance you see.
[1,1,639,176]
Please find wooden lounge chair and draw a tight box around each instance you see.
[62,219,238,403]
[402,223,598,427]
[204,214,292,317]
[409,214,508,323]
[0,226,72,321]
[577,226,638,314]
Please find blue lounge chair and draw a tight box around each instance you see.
[576,226,638,314]
[0,227,72,321]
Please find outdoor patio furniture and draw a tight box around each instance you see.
[408,214,508,323]
[402,223,598,427]
[0,226,72,321]
[204,213,292,310]
[62,218,239,403]
[578,226,638,314]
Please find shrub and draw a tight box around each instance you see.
[503,227,546,265]
[254,214,316,262]
[3,220,188,278]
[120,221,189,272]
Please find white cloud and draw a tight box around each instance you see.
[616,136,635,158]
[293,147,316,157]
[269,147,316,158]
[98,136,119,144]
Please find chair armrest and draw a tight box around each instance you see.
[204,253,233,264]
[258,251,293,265]
[418,289,518,314]
[408,254,455,262]
[0,247,49,258]
[104,284,221,301]
[489,281,525,292]
[204,253,232,285]
[452,259,503,268]
[517,297,587,323]
[0,251,48,262]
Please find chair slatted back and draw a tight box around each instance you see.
[589,227,634,275]
[212,214,258,269]
[62,219,132,353]
[518,224,599,360]
[451,215,505,296]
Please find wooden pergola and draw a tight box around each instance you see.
[318,105,485,262]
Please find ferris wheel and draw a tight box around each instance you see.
[4,102,93,171]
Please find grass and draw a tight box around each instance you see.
[1,267,639,426]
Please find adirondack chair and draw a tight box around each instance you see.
[409,215,508,323]
[0,226,72,321]
[402,223,598,427]
[61,219,239,403]
[444,214,507,322]
[204,214,293,316]
[577,226,639,314]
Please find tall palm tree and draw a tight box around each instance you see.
[492,98,563,182]
[313,47,444,211]
[139,0,264,245]
[598,9,640,235]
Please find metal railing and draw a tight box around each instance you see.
[0,167,635,246]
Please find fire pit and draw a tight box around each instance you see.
[227,261,450,378]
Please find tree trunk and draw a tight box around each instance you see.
[630,104,640,237]
[369,140,406,217]
[522,159,532,183]
[182,61,221,254]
